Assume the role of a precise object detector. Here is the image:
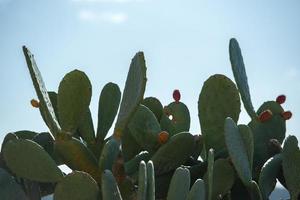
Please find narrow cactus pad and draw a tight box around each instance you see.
[166,167,190,200]
[259,154,282,200]
[238,124,254,171]
[128,105,161,152]
[207,149,214,200]
[0,168,28,200]
[282,135,300,200]
[57,70,92,134]
[114,52,147,139]
[142,97,163,121]
[23,46,60,137]
[229,38,256,119]
[186,179,205,200]
[198,74,240,155]
[137,161,147,200]
[224,118,252,186]
[151,132,195,175]
[146,161,155,200]
[3,139,63,182]
[54,171,99,200]
[97,82,121,141]
[101,170,123,200]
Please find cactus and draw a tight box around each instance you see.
[1,39,299,200]
[54,171,100,200]
[198,74,241,155]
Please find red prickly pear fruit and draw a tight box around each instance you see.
[30,99,40,108]
[258,110,273,122]
[276,95,286,104]
[281,111,292,120]
[173,89,181,103]
[158,131,169,144]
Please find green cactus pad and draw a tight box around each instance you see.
[40,91,59,126]
[146,161,155,200]
[186,179,205,200]
[128,105,161,152]
[101,170,123,200]
[54,137,100,182]
[138,161,147,200]
[1,133,17,152]
[259,154,282,200]
[207,149,214,200]
[166,167,190,200]
[114,52,147,139]
[160,114,176,136]
[57,70,92,134]
[204,159,235,200]
[54,171,99,200]
[3,139,63,182]
[98,138,120,171]
[198,74,240,154]
[282,135,300,200]
[229,38,256,119]
[23,46,60,137]
[224,118,252,187]
[125,151,150,175]
[33,132,54,156]
[121,127,142,162]
[151,132,195,175]
[161,102,190,136]
[249,101,286,178]
[0,168,28,200]
[97,82,121,141]
[249,181,263,200]
[238,124,254,171]
[78,108,95,144]
[14,130,38,140]
[142,97,163,121]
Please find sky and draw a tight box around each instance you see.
[0,0,300,145]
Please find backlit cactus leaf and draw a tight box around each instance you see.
[3,139,63,182]
[97,82,121,141]
[23,46,60,137]
[114,52,147,139]
[54,171,99,200]
[146,161,155,200]
[186,179,205,200]
[98,138,120,171]
[142,97,163,121]
[229,38,257,119]
[224,118,252,187]
[57,70,92,134]
[0,168,28,200]
[137,161,147,200]
[198,74,240,155]
[101,170,123,200]
[166,167,190,200]
[282,135,300,200]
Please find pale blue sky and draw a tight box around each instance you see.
[0,0,300,144]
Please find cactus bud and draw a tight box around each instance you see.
[258,110,273,122]
[30,99,40,108]
[281,111,292,120]
[173,89,181,103]
[158,131,169,144]
[276,95,286,104]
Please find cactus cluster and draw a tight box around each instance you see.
[0,38,299,200]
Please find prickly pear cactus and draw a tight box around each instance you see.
[1,39,299,200]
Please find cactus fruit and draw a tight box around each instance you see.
[172,89,181,103]
[276,95,286,104]
[258,110,273,122]
[30,99,40,108]
[157,131,169,144]
[281,111,292,120]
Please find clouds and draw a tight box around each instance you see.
[72,0,146,24]
[78,10,128,23]
[72,0,145,3]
